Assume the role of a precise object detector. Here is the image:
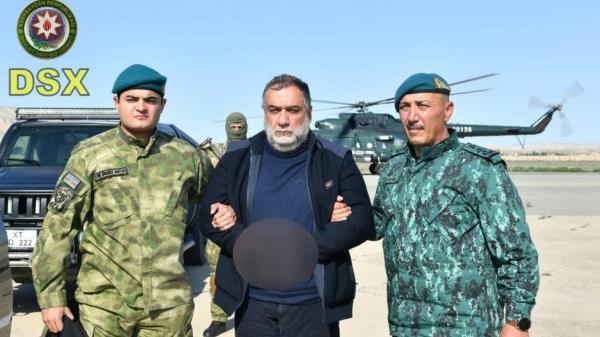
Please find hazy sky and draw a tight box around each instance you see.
[1,0,598,145]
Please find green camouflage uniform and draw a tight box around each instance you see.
[373,130,539,337]
[200,143,228,322]
[203,112,248,324]
[32,126,212,337]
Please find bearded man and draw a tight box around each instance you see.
[199,74,374,337]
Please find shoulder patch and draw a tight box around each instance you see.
[49,185,75,211]
[462,143,504,164]
[63,172,81,189]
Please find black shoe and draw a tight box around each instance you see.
[203,321,227,337]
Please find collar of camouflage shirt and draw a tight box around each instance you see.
[116,125,158,156]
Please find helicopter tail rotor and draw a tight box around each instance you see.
[560,81,584,106]
[560,115,573,136]
[528,95,550,110]
[529,82,584,137]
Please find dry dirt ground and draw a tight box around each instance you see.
[10,173,600,337]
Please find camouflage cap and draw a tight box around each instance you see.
[394,73,450,111]
[112,64,167,96]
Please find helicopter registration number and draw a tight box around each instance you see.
[454,126,473,133]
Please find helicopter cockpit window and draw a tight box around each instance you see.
[348,119,357,129]
[358,118,373,127]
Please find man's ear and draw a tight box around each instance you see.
[113,95,119,108]
[160,97,167,114]
[444,101,454,122]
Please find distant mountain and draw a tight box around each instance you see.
[486,143,600,155]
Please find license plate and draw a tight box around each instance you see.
[7,229,38,249]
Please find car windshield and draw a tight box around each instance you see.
[0,125,114,167]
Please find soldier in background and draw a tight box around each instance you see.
[203,111,247,337]
[31,64,234,337]
[372,73,540,337]
[225,112,247,144]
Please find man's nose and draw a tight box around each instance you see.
[276,112,289,126]
[135,99,147,111]
[406,106,419,122]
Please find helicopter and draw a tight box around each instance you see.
[312,77,583,174]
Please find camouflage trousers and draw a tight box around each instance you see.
[78,300,193,337]
[205,239,228,322]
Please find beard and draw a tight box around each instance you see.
[265,116,311,152]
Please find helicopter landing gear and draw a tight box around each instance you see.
[369,162,385,175]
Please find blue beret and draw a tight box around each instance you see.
[112,64,167,95]
[394,73,450,111]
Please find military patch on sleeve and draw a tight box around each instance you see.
[49,184,75,211]
[94,167,128,182]
[63,172,81,189]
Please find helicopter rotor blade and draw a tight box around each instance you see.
[560,115,573,136]
[314,106,360,112]
[313,99,357,106]
[451,89,492,96]
[528,96,549,110]
[557,82,583,135]
[314,73,497,113]
[367,98,395,105]
[561,82,585,106]
[448,73,498,86]
[565,82,584,98]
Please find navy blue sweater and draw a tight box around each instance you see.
[249,140,320,304]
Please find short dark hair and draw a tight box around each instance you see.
[261,74,312,111]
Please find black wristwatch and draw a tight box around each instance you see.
[507,318,531,332]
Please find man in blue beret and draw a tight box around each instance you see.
[32,64,235,336]
[372,73,540,336]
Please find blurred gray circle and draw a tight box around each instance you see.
[233,218,318,291]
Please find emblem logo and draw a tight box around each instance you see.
[49,184,75,210]
[433,77,450,91]
[16,0,78,59]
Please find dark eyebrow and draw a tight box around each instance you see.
[266,104,302,109]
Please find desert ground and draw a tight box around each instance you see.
[10,172,600,337]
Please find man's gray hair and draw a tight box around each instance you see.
[261,74,312,111]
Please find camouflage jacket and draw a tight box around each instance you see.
[32,127,212,311]
[373,131,539,337]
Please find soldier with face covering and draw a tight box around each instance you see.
[225,112,248,145]
[203,112,248,337]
